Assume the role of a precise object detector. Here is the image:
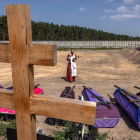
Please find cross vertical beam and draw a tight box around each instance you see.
[6,4,36,140]
[25,5,36,140]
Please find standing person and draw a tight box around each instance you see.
[66,48,77,82]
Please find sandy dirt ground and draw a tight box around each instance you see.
[0,49,140,140]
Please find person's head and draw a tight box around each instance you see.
[71,48,74,54]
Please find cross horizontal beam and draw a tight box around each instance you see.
[0,44,57,66]
[0,44,10,62]
[0,89,14,110]
[30,94,96,125]
[0,90,96,125]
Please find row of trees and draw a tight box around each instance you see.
[0,15,8,40]
[0,15,140,41]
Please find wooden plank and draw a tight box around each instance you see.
[6,4,34,140]
[25,5,32,45]
[0,44,57,66]
[0,44,10,62]
[53,45,57,66]
[28,65,36,140]
[25,4,37,140]
[28,65,35,96]
[30,94,96,125]
[0,89,14,110]
[28,44,57,66]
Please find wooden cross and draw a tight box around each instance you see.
[0,4,96,140]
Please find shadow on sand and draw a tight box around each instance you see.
[61,77,67,81]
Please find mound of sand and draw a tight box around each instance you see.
[120,48,140,64]
[132,52,140,64]
[129,50,139,61]
[120,48,135,59]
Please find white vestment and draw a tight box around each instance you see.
[69,53,77,77]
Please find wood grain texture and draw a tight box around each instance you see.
[30,94,96,125]
[28,44,57,66]
[0,44,57,66]
[25,5,37,140]
[53,45,57,66]
[6,4,35,140]
[25,5,32,45]
[0,44,10,62]
[28,65,36,140]
[0,89,14,110]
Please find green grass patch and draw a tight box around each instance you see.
[51,121,73,140]
[0,117,16,138]
[51,121,109,140]
[0,118,109,139]
[57,47,123,51]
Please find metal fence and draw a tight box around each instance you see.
[1,41,140,48]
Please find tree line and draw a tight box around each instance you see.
[0,15,140,41]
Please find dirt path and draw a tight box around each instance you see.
[0,49,140,140]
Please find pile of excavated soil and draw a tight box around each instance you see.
[120,48,134,57]
[120,48,140,64]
